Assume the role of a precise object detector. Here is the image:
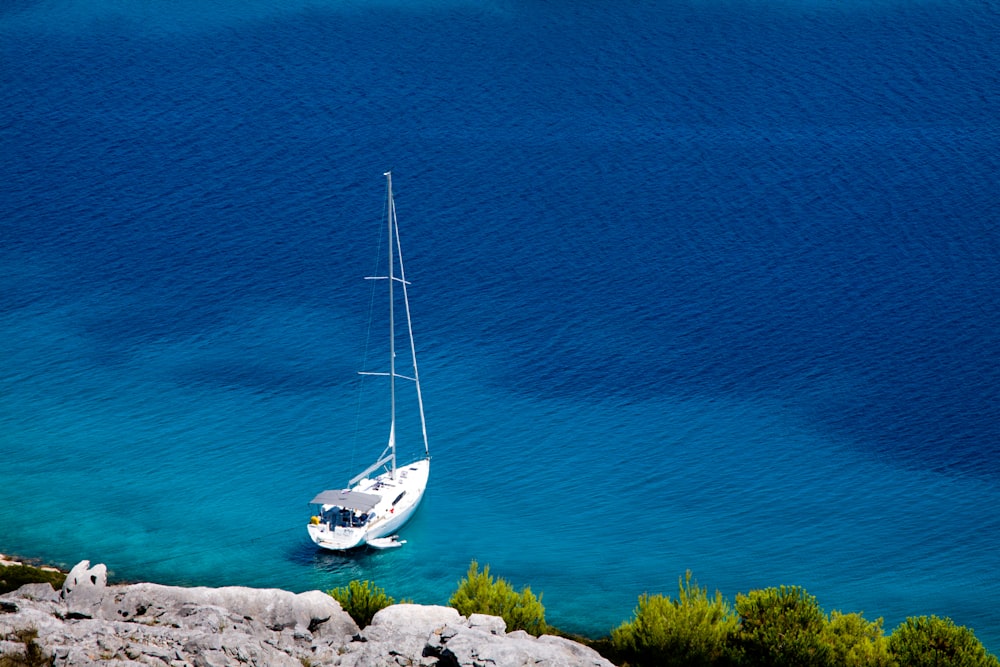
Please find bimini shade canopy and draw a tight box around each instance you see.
[310,489,381,512]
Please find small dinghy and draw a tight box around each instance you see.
[367,536,407,550]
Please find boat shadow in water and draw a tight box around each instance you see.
[287,536,404,576]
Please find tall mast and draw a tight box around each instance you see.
[351,170,428,487]
[385,170,397,477]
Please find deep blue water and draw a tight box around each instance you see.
[2,0,999,650]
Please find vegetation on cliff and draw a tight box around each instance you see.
[325,561,997,667]
[610,570,738,666]
[448,560,548,636]
[606,571,997,667]
[327,579,401,627]
[0,563,65,596]
[3,557,995,667]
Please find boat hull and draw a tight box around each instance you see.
[308,458,429,551]
[307,523,367,550]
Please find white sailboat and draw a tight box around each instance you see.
[307,171,430,551]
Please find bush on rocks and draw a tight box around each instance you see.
[327,579,397,628]
[0,564,65,596]
[734,585,830,667]
[821,611,895,667]
[888,615,1000,667]
[449,560,548,636]
[611,570,739,667]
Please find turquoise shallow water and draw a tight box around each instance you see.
[2,0,999,649]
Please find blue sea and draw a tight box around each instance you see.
[2,0,999,651]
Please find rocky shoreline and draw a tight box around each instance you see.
[0,559,614,666]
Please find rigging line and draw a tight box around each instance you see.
[123,526,302,571]
[390,196,430,459]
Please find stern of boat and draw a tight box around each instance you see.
[307,523,366,551]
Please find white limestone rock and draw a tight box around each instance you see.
[369,603,464,636]
[2,562,615,667]
[424,617,616,667]
[468,612,506,635]
[13,582,62,604]
[340,603,463,664]
[102,581,357,639]
[61,560,107,619]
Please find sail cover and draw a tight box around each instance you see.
[309,489,381,512]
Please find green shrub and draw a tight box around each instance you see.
[822,611,896,667]
[888,615,999,667]
[448,560,547,635]
[0,564,66,595]
[734,585,830,667]
[610,570,739,667]
[327,580,395,628]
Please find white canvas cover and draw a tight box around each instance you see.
[309,489,381,512]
